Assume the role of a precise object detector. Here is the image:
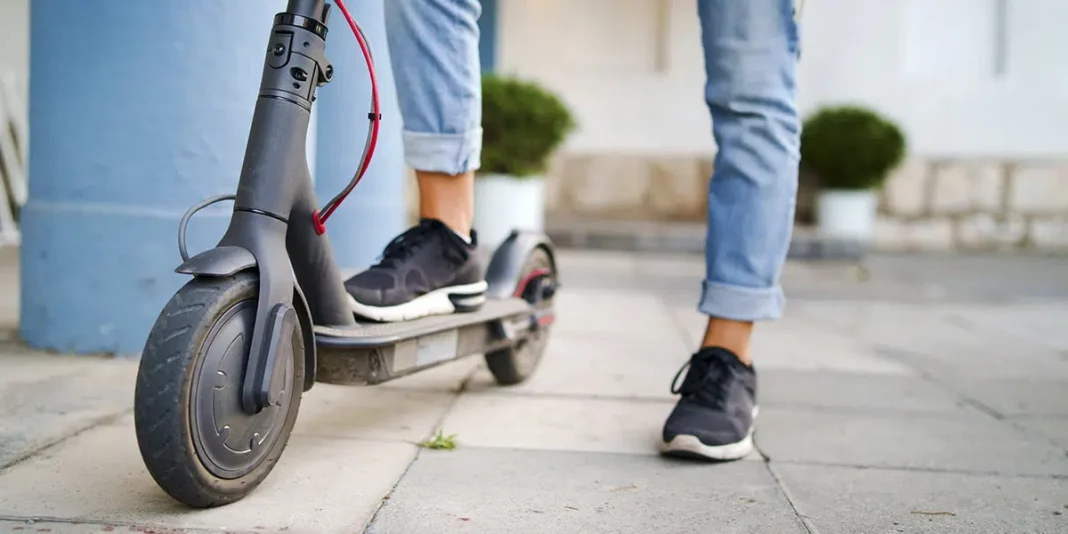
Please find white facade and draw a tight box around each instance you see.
[3,0,1065,159]
[496,0,1068,159]
[0,0,28,104]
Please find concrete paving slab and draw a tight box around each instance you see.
[758,369,968,413]
[943,301,1068,354]
[2,247,1066,532]
[774,462,1068,534]
[366,447,807,534]
[624,250,1053,306]
[552,249,643,292]
[856,253,1068,303]
[0,345,115,384]
[437,392,680,456]
[632,253,705,281]
[878,343,1068,383]
[0,519,241,533]
[0,421,416,533]
[670,305,914,374]
[555,249,641,278]
[553,288,682,343]
[756,406,1068,477]
[1011,416,1068,451]
[785,300,869,332]
[293,383,457,443]
[858,304,1068,380]
[437,392,766,460]
[464,331,689,400]
[0,349,137,468]
[948,378,1068,416]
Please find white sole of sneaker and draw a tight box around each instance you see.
[661,433,754,461]
[348,281,488,322]
[660,407,759,461]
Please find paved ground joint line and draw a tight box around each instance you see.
[765,461,821,534]
[769,458,1068,480]
[0,408,132,471]
[452,388,679,404]
[873,344,1068,452]
[0,515,256,533]
[360,363,483,533]
[440,387,1012,419]
[664,298,701,351]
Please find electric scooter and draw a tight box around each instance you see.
[132,0,557,508]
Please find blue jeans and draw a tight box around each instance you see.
[385,0,801,322]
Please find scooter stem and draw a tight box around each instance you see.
[214,0,353,414]
[287,0,328,21]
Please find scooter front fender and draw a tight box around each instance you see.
[175,246,257,277]
[174,245,318,392]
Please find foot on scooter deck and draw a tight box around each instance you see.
[314,297,534,385]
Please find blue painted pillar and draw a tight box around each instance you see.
[314,0,405,271]
[21,0,288,354]
[479,0,499,73]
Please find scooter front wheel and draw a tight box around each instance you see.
[134,272,303,508]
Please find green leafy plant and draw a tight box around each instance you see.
[480,74,576,178]
[421,429,457,450]
[800,105,907,190]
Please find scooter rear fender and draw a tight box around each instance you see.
[485,230,559,299]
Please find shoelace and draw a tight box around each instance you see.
[375,224,433,269]
[374,220,465,269]
[669,351,732,408]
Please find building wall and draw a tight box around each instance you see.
[4,0,1065,250]
[497,0,1068,157]
[0,0,29,103]
[496,0,1068,249]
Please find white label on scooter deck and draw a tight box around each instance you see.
[415,329,459,368]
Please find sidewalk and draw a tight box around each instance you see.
[1,247,1067,533]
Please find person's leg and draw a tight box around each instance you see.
[344,0,486,322]
[662,0,801,461]
[387,0,483,236]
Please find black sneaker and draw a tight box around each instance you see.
[344,218,486,322]
[661,347,757,461]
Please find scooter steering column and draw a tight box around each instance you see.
[215,1,352,415]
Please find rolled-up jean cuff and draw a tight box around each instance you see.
[698,280,786,322]
[402,128,483,175]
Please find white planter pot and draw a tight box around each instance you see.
[817,189,878,241]
[473,173,545,250]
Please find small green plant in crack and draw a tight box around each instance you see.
[421,429,458,450]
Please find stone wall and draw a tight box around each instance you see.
[543,154,715,222]
[402,153,1068,251]
[542,153,1068,251]
[876,160,1068,251]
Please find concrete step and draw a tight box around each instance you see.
[545,219,868,261]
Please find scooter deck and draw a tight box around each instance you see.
[313,297,530,347]
[313,297,532,385]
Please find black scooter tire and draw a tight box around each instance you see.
[134,272,303,508]
[485,247,555,385]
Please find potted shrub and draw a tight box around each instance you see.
[801,105,906,241]
[475,74,575,249]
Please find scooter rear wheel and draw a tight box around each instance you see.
[485,247,555,385]
[134,273,303,508]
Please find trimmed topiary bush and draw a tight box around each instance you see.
[800,105,907,190]
[480,74,575,178]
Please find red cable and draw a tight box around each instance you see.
[313,0,381,234]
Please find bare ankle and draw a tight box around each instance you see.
[416,170,474,235]
[701,317,754,366]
